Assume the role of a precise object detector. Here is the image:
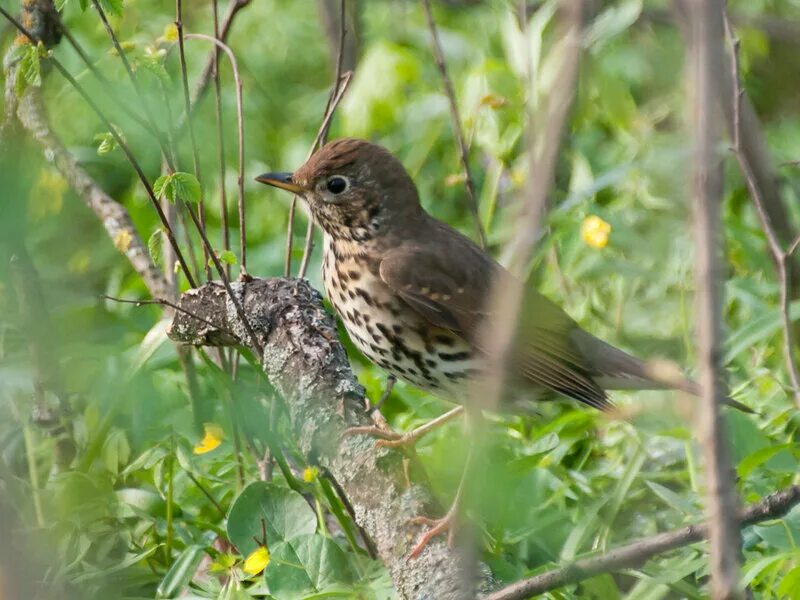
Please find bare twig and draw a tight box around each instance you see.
[103,295,233,336]
[174,0,209,279]
[89,0,174,169]
[689,1,743,597]
[484,485,800,600]
[184,34,247,274]
[421,0,487,249]
[188,0,251,110]
[210,0,231,280]
[294,2,353,280]
[297,69,354,279]
[724,13,800,408]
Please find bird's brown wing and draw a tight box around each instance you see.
[378,231,610,410]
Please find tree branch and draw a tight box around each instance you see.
[688,0,743,596]
[483,485,800,600]
[167,278,478,600]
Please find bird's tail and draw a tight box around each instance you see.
[570,330,754,413]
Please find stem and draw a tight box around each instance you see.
[421,0,486,248]
[175,0,209,279]
[183,33,247,273]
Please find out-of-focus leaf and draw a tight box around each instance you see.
[157,544,205,598]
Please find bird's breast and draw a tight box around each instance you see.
[322,238,475,397]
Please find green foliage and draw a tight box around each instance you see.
[12,42,47,95]
[2,0,800,598]
[153,172,202,204]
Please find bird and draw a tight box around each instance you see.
[256,137,749,557]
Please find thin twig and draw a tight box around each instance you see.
[0,6,197,288]
[175,0,209,279]
[186,471,226,517]
[211,0,231,280]
[182,201,264,356]
[296,0,349,279]
[188,0,251,110]
[89,0,174,170]
[51,12,163,142]
[690,2,743,597]
[284,196,298,277]
[421,0,486,249]
[297,70,354,279]
[484,485,800,600]
[724,13,800,408]
[102,295,234,335]
[184,33,248,274]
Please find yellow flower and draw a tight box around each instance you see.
[302,466,319,483]
[242,546,270,575]
[162,23,179,43]
[193,423,223,455]
[581,215,611,249]
[113,229,133,253]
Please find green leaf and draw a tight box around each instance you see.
[157,544,205,598]
[148,228,164,267]
[219,250,237,266]
[153,174,172,201]
[227,482,317,557]
[93,130,121,155]
[171,172,202,204]
[14,43,43,96]
[266,534,354,599]
[99,0,124,14]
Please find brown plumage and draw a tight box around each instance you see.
[257,137,741,413]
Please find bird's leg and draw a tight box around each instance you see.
[344,405,464,448]
[408,416,475,559]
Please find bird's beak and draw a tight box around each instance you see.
[255,172,307,194]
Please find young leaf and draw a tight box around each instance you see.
[153,174,173,202]
[171,172,202,204]
[147,229,163,267]
[219,250,237,266]
[14,43,43,96]
[94,131,119,155]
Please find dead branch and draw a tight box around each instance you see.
[688,0,743,596]
[167,277,478,600]
[483,485,800,600]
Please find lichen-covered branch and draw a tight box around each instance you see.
[167,277,477,600]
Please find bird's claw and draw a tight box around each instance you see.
[342,426,424,449]
[408,509,458,559]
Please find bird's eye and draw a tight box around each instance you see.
[326,176,348,195]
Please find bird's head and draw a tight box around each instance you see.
[256,138,422,242]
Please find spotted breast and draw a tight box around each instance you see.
[322,235,475,397]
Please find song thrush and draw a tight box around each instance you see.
[256,137,748,556]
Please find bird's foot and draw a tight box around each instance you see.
[341,425,423,448]
[408,505,458,559]
[344,406,465,449]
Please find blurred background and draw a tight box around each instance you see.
[1,0,799,598]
